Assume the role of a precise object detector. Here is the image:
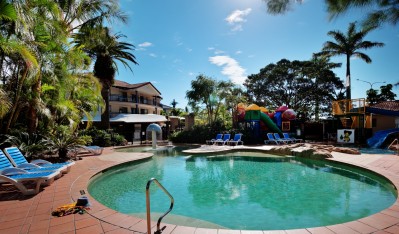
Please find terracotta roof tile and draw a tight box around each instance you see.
[371,101,399,111]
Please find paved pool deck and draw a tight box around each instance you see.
[1,145,399,234]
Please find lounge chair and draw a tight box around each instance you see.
[0,167,59,195]
[0,150,62,179]
[206,134,223,145]
[274,133,291,144]
[4,147,74,174]
[264,133,282,145]
[80,146,103,155]
[0,152,60,195]
[228,134,244,146]
[215,134,231,145]
[283,133,303,143]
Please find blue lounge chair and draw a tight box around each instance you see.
[0,150,61,179]
[215,134,231,145]
[283,133,303,143]
[274,133,291,144]
[264,133,282,145]
[4,147,74,174]
[0,151,60,195]
[206,134,223,145]
[80,146,103,155]
[228,134,244,146]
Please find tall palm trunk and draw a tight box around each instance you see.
[27,74,41,134]
[5,65,28,133]
[346,55,351,100]
[100,86,110,130]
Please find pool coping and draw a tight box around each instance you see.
[69,145,399,234]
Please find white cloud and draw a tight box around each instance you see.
[209,55,246,84]
[149,53,157,57]
[208,47,215,51]
[138,42,152,47]
[235,50,242,54]
[225,8,252,32]
[214,49,225,55]
[137,42,153,51]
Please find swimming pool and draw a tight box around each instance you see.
[88,146,397,230]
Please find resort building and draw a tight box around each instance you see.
[87,80,170,143]
[109,80,163,117]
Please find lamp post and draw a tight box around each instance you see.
[356,79,386,89]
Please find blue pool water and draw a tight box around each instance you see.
[88,146,397,230]
[359,147,396,154]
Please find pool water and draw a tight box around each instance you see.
[359,147,396,154]
[88,147,397,230]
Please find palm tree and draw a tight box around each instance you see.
[317,22,384,100]
[74,26,138,129]
[326,0,399,28]
[262,0,303,14]
[55,0,127,33]
[0,0,16,21]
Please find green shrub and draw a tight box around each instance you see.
[80,127,127,146]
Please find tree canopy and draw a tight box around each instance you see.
[244,58,344,120]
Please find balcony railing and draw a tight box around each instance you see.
[332,98,366,116]
[109,95,162,107]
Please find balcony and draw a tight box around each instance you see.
[109,95,162,107]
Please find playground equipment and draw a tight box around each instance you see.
[237,103,297,137]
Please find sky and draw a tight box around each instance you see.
[112,0,399,110]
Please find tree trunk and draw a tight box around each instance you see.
[100,87,110,130]
[346,55,351,100]
[5,66,28,133]
[27,74,41,134]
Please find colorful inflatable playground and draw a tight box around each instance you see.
[237,103,297,139]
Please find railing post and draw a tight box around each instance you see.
[146,178,174,234]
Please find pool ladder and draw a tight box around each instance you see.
[146,178,174,234]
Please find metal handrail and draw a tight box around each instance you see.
[146,178,174,234]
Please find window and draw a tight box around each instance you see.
[119,107,128,113]
[131,108,137,114]
[140,109,148,114]
[121,92,127,102]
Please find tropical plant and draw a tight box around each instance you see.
[73,26,138,130]
[0,0,16,21]
[316,22,384,100]
[326,0,399,28]
[2,131,50,159]
[47,125,90,159]
[366,83,397,104]
[56,0,128,33]
[262,0,303,14]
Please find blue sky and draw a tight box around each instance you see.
[113,0,399,109]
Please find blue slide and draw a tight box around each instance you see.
[367,128,399,148]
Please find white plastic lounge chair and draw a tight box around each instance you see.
[228,134,244,146]
[264,133,281,145]
[206,134,223,145]
[80,146,103,155]
[283,133,303,143]
[4,147,74,174]
[215,134,231,145]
